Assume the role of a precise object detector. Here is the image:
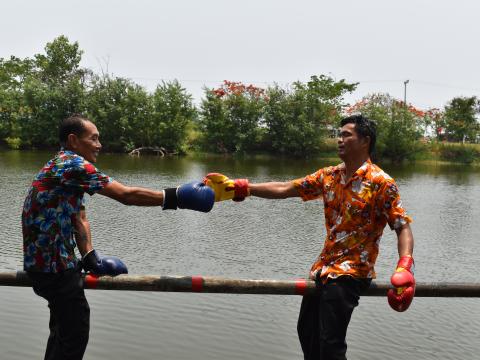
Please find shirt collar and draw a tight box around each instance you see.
[354,159,372,180]
[340,158,372,185]
[58,148,77,156]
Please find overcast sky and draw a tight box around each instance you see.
[2,0,479,110]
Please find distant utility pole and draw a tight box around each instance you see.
[404,80,409,106]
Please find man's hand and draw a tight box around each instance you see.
[163,181,215,212]
[203,173,249,202]
[387,255,415,312]
[82,249,128,276]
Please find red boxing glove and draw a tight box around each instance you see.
[387,255,415,312]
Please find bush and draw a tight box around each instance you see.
[5,136,22,149]
[264,76,357,157]
[199,81,266,154]
[437,143,480,164]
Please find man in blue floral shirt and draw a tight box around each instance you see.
[22,114,215,360]
[22,150,113,273]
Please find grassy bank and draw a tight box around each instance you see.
[2,140,479,165]
[414,142,480,164]
[317,139,480,165]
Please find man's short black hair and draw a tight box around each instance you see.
[340,114,377,156]
[59,114,90,147]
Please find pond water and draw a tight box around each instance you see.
[1,150,479,359]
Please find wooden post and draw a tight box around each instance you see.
[0,271,479,297]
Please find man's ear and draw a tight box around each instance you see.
[66,133,78,149]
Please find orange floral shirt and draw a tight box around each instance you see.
[293,159,412,281]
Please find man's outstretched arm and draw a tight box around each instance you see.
[249,181,299,199]
[204,173,299,202]
[98,180,214,212]
[98,180,164,206]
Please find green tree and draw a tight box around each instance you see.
[0,56,35,146]
[443,96,480,142]
[198,89,230,152]
[86,74,150,152]
[264,75,357,157]
[347,93,423,163]
[34,35,86,84]
[21,75,86,147]
[149,80,196,153]
[17,37,88,148]
[199,81,266,153]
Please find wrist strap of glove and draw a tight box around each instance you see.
[233,179,249,201]
[396,255,414,273]
[163,188,178,210]
[82,249,99,271]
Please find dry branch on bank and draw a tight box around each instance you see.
[128,147,178,156]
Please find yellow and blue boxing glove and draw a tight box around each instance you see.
[203,173,249,202]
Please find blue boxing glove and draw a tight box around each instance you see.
[82,249,128,276]
[163,181,214,213]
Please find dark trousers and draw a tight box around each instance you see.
[28,267,90,360]
[297,276,371,360]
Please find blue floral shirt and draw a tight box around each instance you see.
[22,150,112,273]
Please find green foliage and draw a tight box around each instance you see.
[1,35,479,164]
[198,90,230,152]
[150,81,196,153]
[34,35,86,84]
[0,36,87,148]
[381,106,422,163]
[264,76,357,157]
[199,81,266,153]
[0,88,22,143]
[349,94,423,163]
[0,56,35,90]
[436,142,480,164]
[0,56,34,145]
[5,137,21,149]
[86,77,195,153]
[86,75,150,152]
[21,76,86,147]
[0,35,197,152]
[443,97,480,142]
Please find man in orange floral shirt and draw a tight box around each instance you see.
[204,114,415,360]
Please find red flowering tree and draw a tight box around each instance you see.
[199,80,267,153]
[264,75,357,157]
[346,93,434,162]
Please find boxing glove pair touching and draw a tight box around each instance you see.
[84,172,415,313]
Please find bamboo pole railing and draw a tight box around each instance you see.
[0,271,479,297]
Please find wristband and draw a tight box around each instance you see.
[396,255,414,273]
[82,249,99,271]
[233,178,249,201]
[162,187,178,210]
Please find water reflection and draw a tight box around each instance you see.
[1,150,479,360]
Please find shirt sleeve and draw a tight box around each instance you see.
[61,159,112,196]
[378,179,412,230]
[293,169,325,201]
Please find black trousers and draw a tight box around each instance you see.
[297,276,371,360]
[27,267,90,360]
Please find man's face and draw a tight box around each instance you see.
[337,123,369,161]
[69,121,102,163]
